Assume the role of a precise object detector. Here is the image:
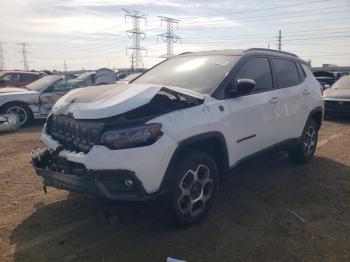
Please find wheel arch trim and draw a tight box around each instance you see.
[160,131,230,190]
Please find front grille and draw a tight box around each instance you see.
[325,100,350,113]
[47,115,105,153]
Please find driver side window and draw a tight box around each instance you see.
[236,57,273,92]
[51,80,70,92]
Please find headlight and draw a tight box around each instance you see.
[101,123,162,149]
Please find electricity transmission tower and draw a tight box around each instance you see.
[0,43,5,70]
[276,30,282,51]
[18,42,30,70]
[123,8,147,70]
[157,16,181,58]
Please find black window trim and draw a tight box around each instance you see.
[296,61,306,83]
[223,55,277,99]
[270,56,303,89]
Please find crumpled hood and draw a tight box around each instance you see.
[52,83,204,119]
[0,87,35,95]
[324,88,350,99]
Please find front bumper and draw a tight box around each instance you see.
[31,148,165,202]
[40,127,177,194]
[324,99,350,116]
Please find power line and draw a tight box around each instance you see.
[182,9,350,26]
[158,16,181,58]
[123,8,147,70]
[179,0,332,20]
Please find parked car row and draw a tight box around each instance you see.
[0,68,119,125]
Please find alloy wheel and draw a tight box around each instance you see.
[304,124,317,157]
[6,106,28,125]
[177,164,214,218]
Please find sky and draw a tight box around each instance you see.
[0,0,350,71]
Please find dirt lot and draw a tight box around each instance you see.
[0,119,349,262]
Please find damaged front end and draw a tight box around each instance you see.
[31,147,159,201]
[31,87,202,200]
[45,87,203,153]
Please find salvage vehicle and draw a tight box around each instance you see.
[0,75,80,125]
[323,75,350,117]
[0,70,44,88]
[31,48,324,226]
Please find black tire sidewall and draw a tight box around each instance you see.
[164,151,219,227]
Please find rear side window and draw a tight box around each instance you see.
[272,58,300,88]
[236,57,273,92]
[21,74,39,81]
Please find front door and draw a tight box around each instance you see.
[210,56,283,164]
[39,80,71,116]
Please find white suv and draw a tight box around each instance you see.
[31,48,324,226]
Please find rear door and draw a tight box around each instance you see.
[271,58,307,140]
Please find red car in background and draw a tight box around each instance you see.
[0,70,44,88]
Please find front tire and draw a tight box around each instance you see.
[289,119,318,164]
[163,151,219,227]
[2,103,32,126]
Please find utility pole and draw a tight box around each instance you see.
[18,42,30,70]
[158,16,181,58]
[276,30,282,51]
[123,8,147,71]
[0,43,5,70]
[63,60,67,74]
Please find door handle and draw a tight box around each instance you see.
[303,89,311,95]
[269,97,279,104]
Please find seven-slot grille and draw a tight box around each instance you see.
[46,115,105,153]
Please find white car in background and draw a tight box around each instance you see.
[31,48,324,226]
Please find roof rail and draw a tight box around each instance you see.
[245,48,298,58]
[178,52,193,55]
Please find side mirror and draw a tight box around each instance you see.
[233,79,256,96]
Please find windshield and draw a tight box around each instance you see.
[26,76,60,91]
[332,75,350,89]
[132,55,240,94]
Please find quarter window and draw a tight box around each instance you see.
[296,62,306,81]
[236,57,273,92]
[272,58,300,88]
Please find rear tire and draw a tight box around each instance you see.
[1,102,32,126]
[288,119,318,164]
[163,151,219,227]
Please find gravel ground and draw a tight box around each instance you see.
[0,119,349,262]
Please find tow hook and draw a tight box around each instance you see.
[31,147,52,168]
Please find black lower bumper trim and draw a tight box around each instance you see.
[31,149,164,202]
